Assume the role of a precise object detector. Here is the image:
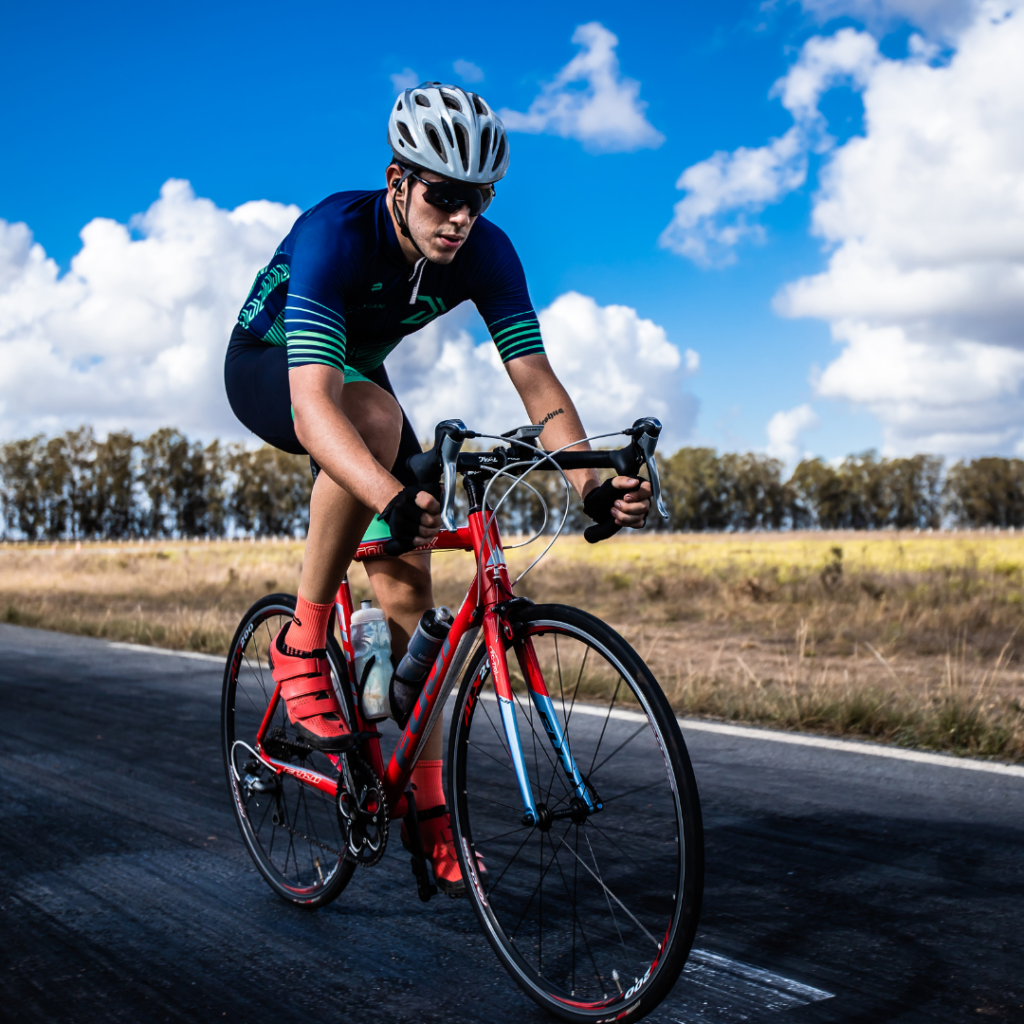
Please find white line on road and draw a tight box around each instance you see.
[107,641,223,664]
[593,702,1024,778]
[109,641,1024,779]
[480,691,1024,779]
[679,948,833,1019]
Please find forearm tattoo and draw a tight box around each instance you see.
[537,408,564,429]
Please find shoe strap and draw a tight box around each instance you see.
[415,803,449,822]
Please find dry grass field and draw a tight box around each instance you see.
[3,529,1023,761]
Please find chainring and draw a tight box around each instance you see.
[336,752,389,866]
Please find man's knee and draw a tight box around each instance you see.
[367,555,434,616]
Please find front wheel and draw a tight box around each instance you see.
[448,604,703,1024]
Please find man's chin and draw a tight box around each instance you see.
[425,245,459,264]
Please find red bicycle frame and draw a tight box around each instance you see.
[245,505,566,827]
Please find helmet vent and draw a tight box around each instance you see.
[441,120,454,147]
[454,123,470,172]
[472,94,487,116]
[478,127,491,173]
[425,124,447,161]
[396,100,403,111]
[492,132,507,173]
[415,93,431,107]
[442,93,462,112]
[396,121,417,148]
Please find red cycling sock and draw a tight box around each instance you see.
[410,759,445,810]
[288,595,333,653]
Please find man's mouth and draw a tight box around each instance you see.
[437,233,465,250]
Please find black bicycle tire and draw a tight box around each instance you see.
[448,603,704,1024]
[222,592,356,908]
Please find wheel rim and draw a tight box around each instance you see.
[454,620,686,1012]
[225,603,351,898]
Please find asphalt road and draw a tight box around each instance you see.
[1,622,1021,1023]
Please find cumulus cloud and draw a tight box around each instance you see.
[0,180,299,440]
[766,403,821,464]
[776,2,1024,454]
[453,59,484,83]
[387,292,698,449]
[498,23,664,153]
[660,28,879,265]
[390,68,419,93]
[0,187,697,451]
[798,0,980,38]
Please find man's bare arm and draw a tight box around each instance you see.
[504,354,650,527]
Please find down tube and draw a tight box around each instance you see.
[483,613,539,826]
[514,637,597,811]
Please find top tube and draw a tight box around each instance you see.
[354,526,473,562]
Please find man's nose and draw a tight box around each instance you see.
[449,205,471,227]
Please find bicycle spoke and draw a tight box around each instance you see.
[584,828,628,959]
[485,827,539,896]
[549,826,605,997]
[583,819,633,859]
[472,823,534,846]
[590,722,649,778]
[598,779,664,806]
[509,823,571,941]
[554,830,660,949]
[588,677,622,777]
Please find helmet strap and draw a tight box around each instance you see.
[391,165,428,261]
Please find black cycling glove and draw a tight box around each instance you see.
[378,485,438,557]
[582,478,646,544]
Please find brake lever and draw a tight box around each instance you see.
[636,429,668,519]
[440,431,464,530]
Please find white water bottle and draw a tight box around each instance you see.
[351,601,393,722]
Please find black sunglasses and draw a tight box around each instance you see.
[405,170,495,217]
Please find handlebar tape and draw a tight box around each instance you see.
[584,518,623,544]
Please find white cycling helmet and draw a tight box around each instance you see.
[388,82,509,184]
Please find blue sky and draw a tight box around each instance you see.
[3,0,1022,461]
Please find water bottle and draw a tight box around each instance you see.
[351,601,394,722]
[388,607,454,728]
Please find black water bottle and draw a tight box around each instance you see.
[388,607,453,728]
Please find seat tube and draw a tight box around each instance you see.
[483,612,539,826]
[515,638,597,811]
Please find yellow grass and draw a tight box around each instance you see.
[3,530,1022,761]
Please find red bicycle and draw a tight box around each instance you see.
[221,418,703,1024]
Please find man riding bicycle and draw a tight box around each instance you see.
[224,82,652,895]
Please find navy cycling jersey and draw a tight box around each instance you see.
[236,189,545,376]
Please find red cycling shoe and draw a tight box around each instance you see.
[402,805,487,897]
[269,622,352,751]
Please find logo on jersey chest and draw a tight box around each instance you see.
[401,295,447,326]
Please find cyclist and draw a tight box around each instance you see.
[224,82,652,895]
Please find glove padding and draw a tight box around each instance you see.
[582,478,645,545]
[378,485,439,557]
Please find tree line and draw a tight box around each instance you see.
[1,426,1022,539]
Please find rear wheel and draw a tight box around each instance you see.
[222,593,356,908]
[448,604,703,1024]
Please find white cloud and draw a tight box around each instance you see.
[798,0,980,38]
[386,292,697,449]
[776,2,1024,454]
[390,68,419,93]
[660,129,807,266]
[1,188,696,455]
[766,403,821,464]
[0,180,299,441]
[453,59,484,83]
[498,23,664,153]
[661,28,878,264]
